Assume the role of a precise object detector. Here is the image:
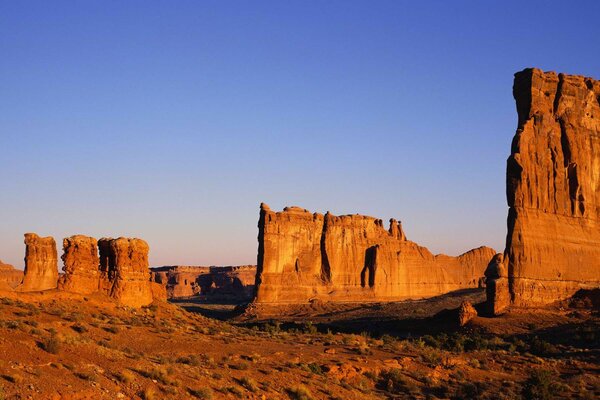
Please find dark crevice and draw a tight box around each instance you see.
[320,215,331,283]
[360,246,378,288]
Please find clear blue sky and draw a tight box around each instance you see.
[1,1,599,268]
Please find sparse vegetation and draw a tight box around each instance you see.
[286,385,315,400]
[40,334,61,354]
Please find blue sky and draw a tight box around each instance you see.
[1,1,599,268]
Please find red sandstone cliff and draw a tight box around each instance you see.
[0,260,24,291]
[255,204,495,304]
[150,265,256,300]
[500,68,600,310]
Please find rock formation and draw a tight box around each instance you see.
[254,204,495,304]
[151,265,256,300]
[19,233,58,291]
[58,235,100,294]
[0,260,24,291]
[99,237,155,307]
[458,300,477,326]
[498,68,600,310]
[484,253,510,315]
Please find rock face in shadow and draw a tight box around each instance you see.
[19,233,58,291]
[58,235,100,294]
[150,265,256,300]
[0,260,24,291]
[254,204,495,304]
[99,237,154,308]
[502,68,600,309]
[484,253,510,315]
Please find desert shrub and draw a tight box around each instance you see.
[229,361,249,370]
[378,368,419,394]
[238,377,259,392]
[1,374,23,384]
[188,388,213,400]
[40,334,61,354]
[115,370,135,384]
[302,322,318,334]
[522,369,560,400]
[137,366,175,385]
[0,297,14,305]
[176,355,201,366]
[188,387,213,399]
[420,347,443,366]
[286,385,315,400]
[301,362,323,375]
[103,326,119,334]
[74,371,96,381]
[530,337,557,356]
[142,386,158,400]
[5,321,21,330]
[452,381,486,399]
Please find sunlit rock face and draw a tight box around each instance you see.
[254,203,495,304]
[58,235,100,294]
[0,260,24,291]
[99,237,155,307]
[504,68,600,308]
[19,233,58,291]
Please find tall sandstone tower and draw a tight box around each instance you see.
[497,68,600,312]
[19,233,58,291]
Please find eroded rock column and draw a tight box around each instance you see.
[99,237,154,307]
[19,233,58,291]
[58,235,100,294]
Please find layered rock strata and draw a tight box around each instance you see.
[58,235,100,294]
[151,265,256,300]
[0,261,24,291]
[500,68,600,310]
[19,233,58,291]
[254,204,495,304]
[99,237,154,307]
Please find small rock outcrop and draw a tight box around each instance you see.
[19,233,58,291]
[458,301,477,326]
[99,237,155,308]
[255,204,495,304]
[484,253,510,315]
[58,235,100,294]
[496,68,600,310]
[0,260,24,291]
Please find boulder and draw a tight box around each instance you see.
[458,301,477,326]
[19,233,58,291]
[254,203,495,304]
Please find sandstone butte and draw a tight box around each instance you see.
[254,203,496,304]
[18,233,58,291]
[488,68,600,314]
[11,233,164,307]
[0,260,23,291]
[151,265,256,300]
